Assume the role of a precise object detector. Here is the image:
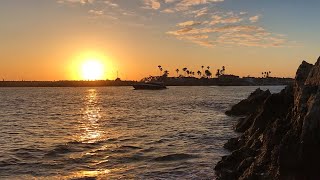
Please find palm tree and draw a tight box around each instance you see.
[158,65,162,76]
[192,71,195,77]
[197,70,201,78]
[221,66,225,75]
[201,66,204,75]
[207,66,210,70]
[182,67,187,76]
[176,69,179,77]
[186,70,190,77]
[163,70,169,77]
[216,69,221,77]
[205,69,212,78]
[262,72,264,78]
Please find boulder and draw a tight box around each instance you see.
[216,57,320,180]
[225,88,271,116]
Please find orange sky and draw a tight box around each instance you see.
[0,0,319,81]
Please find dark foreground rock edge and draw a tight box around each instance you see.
[215,57,320,180]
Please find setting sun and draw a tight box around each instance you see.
[81,60,104,80]
[69,51,116,80]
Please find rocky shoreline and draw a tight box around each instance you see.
[215,57,320,179]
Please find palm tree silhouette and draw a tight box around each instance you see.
[266,71,271,78]
[176,69,179,77]
[163,70,169,77]
[158,65,162,76]
[216,69,221,77]
[207,66,210,70]
[197,70,201,78]
[221,66,225,75]
[205,69,212,78]
[201,66,204,75]
[182,67,187,77]
[186,70,190,77]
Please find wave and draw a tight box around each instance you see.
[112,145,142,153]
[140,147,156,153]
[119,145,142,150]
[0,157,21,167]
[45,144,81,157]
[153,153,199,162]
[45,138,118,157]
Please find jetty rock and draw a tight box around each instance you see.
[215,57,320,179]
[225,88,271,116]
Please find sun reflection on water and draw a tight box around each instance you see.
[79,169,111,177]
[66,169,111,180]
[79,89,104,143]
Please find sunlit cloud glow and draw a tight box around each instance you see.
[57,0,291,48]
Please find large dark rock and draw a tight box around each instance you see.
[216,57,320,180]
[225,88,271,116]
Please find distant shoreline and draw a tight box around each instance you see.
[0,77,293,87]
[0,80,135,87]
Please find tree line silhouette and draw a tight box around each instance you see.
[262,71,272,78]
[158,65,273,79]
[157,65,227,79]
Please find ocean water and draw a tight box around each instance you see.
[0,86,284,179]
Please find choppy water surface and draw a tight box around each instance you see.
[0,86,284,179]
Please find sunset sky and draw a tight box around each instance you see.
[1,0,319,80]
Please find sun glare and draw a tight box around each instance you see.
[82,60,104,80]
[70,51,115,80]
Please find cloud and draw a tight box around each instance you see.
[57,0,95,5]
[167,25,264,36]
[147,0,224,13]
[249,15,260,23]
[195,40,215,47]
[167,20,287,48]
[210,15,243,25]
[176,34,215,47]
[177,20,202,27]
[216,32,286,47]
[172,0,224,12]
[88,9,104,16]
[165,8,289,48]
[56,0,291,48]
[104,1,119,8]
[167,27,193,35]
[161,8,175,13]
[191,7,209,17]
[143,0,161,10]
